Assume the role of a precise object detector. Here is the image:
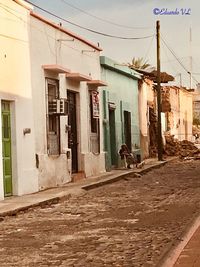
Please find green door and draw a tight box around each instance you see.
[109,109,117,166]
[1,101,12,196]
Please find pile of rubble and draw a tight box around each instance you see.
[164,135,200,159]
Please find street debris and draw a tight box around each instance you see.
[133,173,142,178]
[137,160,145,169]
[164,135,200,159]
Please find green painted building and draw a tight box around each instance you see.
[100,56,141,170]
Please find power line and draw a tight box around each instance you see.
[0,4,100,60]
[25,0,154,40]
[143,34,155,64]
[161,36,199,84]
[162,56,190,64]
[161,41,180,74]
[60,0,152,30]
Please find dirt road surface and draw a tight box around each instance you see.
[0,160,200,267]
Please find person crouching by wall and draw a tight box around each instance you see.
[119,144,137,169]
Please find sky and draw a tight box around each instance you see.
[28,0,200,88]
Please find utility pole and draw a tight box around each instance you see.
[189,27,193,89]
[179,73,182,87]
[156,20,163,161]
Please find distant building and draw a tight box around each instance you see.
[193,83,200,123]
[131,68,175,158]
[162,86,193,141]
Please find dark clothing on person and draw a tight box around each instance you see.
[119,144,137,169]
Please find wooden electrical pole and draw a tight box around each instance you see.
[156,20,163,161]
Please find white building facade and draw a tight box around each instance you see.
[30,12,106,190]
[0,0,106,198]
[0,0,38,199]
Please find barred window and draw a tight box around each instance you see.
[89,91,100,154]
[46,79,60,155]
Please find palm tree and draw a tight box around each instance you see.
[129,57,151,70]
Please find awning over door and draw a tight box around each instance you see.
[66,73,92,82]
[42,64,71,74]
[87,80,107,87]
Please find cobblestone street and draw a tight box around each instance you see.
[0,160,200,267]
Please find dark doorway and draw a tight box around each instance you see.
[67,91,78,173]
[124,111,132,152]
[109,109,117,166]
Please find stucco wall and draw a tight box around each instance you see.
[101,57,140,168]
[193,89,200,121]
[30,14,105,187]
[138,79,154,158]
[164,87,193,141]
[179,90,193,141]
[167,88,180,138]
[0,0,38,198]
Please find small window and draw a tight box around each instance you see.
[46,79,60,155]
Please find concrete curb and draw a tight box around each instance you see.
[82,171,134,190]
[82,160,170,191]
[0,157,176,218]
[0,197,60,217]
[156,213,200,267]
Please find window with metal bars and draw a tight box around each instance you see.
[89,91,100,154]
[46,78,60,155]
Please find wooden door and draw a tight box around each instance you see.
[67,91,78,173]
[124,111,132,152]
[109,109,117,166]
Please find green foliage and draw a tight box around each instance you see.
[129,57,151,70]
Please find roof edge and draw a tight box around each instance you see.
[30,12,102,52]
[13,0,33,10]
[100,56,141,80]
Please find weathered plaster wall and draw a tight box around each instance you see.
[101,57,140,169]
[138,79,154,158]
[30,14,105,187]
[179,89,193,141]
[0,0,38,198]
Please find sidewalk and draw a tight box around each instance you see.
[161,215,200,267]
[0,157,175,217]
[173,224,200,267]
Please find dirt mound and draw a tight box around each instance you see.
[164,135,200,158]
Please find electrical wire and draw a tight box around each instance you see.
[161,44,184,87]
[60,0,152,30]
[25,0,154,40]
[162,56,190,64]
[161,36,199,84]
[143,34,155,64]
[0,4,100,61]
[161,41,180,74]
